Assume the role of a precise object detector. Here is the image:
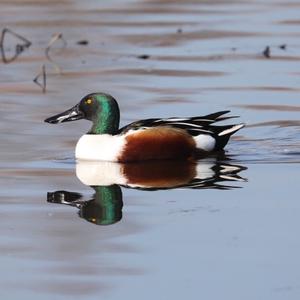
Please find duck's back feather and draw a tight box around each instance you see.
[118,110,240,136]
[118,111,244,153]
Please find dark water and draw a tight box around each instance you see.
[0,0,299,299]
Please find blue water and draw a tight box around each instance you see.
[0,0,299,299]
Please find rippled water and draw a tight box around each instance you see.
[0,0,299,299]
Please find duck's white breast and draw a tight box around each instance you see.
[75,134,126,161]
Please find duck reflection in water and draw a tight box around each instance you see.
[47,186,123,226]
[47,157,247,226]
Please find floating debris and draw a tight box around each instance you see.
[137,54,150,60]
[77,40,89,45]
[177,28,182,34]
[0,28,31,63]
[33,64,46,93]
[279,44,287,50]
[45,33,67,73]
[262,46,271,58]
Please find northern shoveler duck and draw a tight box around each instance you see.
[45,92,245,162]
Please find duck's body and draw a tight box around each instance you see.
[75,121,243,162]
[45,93,244,162]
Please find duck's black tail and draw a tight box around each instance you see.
[214,123,245,150]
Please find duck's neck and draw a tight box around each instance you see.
[89,97,120,135]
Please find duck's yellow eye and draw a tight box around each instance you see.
[86,99,92,105]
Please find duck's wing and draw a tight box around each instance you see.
[118,110,237,135]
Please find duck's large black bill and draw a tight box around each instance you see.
[44,104,84,124]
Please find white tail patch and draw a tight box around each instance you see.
[193,134,216,152]
[218,124,245,137]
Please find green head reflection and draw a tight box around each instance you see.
[79,185,123,225]
[47,184,123,226]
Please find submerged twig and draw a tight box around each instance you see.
[76,39,89,45]
[279,44,287,50]
[0,28,31,63]
[33,64,47,93]
[137,54,150,60]
[45,33,67,73]
[262,46,271,58]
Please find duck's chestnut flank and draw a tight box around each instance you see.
[118,127,196,162]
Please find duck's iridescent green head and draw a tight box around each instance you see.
[45,93,120,134]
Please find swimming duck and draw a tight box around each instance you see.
[45,93,244,162]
